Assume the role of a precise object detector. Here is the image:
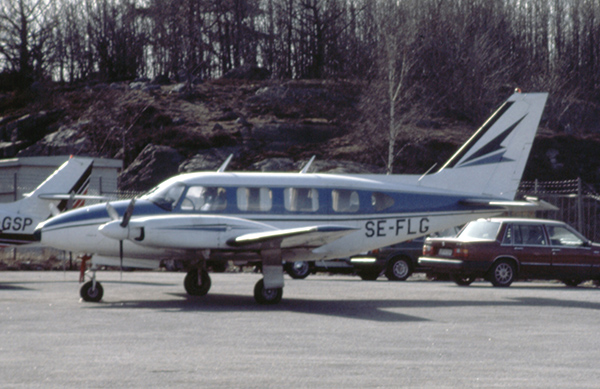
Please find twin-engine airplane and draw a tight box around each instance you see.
[36,92,549,304]
[0,157,94,247]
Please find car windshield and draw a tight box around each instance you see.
[458,221,501,240]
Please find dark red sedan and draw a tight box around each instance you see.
[419,218,600,287]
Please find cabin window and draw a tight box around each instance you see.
[371,192,394,211]
[180,186,227,211]
[284,188,319,212]
[237,187,272,212]
[332,189,359,212]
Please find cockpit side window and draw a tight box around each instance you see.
[180,186,227,211]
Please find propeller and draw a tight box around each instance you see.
[103,198,136,280]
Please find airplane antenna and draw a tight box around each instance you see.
[300,155,316,174]
[418,163,438,182]
[217,154,234,172]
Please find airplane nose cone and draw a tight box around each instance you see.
[98,221,128,240]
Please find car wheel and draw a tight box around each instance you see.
[562,279,583,287]
[284,261,311,279]
[385,257,412,281]
[451,274,476,286]
[488,260,516,287]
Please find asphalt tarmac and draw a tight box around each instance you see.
[2,271,600,388]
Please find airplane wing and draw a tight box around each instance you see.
[226,225,358,249]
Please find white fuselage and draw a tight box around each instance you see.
[37,171,504,268]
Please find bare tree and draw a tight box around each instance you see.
[0,0,55,86]
[356,1,427,173]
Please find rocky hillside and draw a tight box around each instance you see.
[2,75,600,192]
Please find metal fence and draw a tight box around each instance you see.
[518,178,600,242]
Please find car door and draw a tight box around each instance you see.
[546,224,593,280]
[503,223,553,278]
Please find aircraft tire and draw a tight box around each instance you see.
[80,281,103,302]
[184,269,211,296]
[253,279,283,305]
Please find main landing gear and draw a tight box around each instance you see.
[78,262,284,305]
[183,268,283,304]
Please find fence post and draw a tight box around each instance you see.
[577,177,583,233]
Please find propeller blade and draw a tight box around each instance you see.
[119,240,123,281]
[106,203,119,221]
[121,199,136,228]
[49,203,60,217]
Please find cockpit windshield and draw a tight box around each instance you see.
[143,182,185,211]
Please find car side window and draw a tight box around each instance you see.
[521,225,546,245]
[547,225,584,247]
[502,224,513,244]
[504,224,546,245]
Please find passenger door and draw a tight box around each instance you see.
[503,223,553,278]
[546,224,593,280]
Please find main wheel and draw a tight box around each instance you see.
[385,257,412,281]
[80,281,103,302]
[285,261,311,279]
[451,274,476,286]
[253,279,283,305]
[488,260,516,287]
[184,268,211,296]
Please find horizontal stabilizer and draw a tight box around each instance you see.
[227,225,357,249]
[460,197,558,211]
[38,193,115,201]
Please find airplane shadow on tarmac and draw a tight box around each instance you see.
[81,291,600,323]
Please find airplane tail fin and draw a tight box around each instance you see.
[422,92,548,200]
[18,157,94,217]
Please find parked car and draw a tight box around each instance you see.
[419,218,600,287]
[284,227,461,280]
[284,259,354,279]
[348,227,462,281]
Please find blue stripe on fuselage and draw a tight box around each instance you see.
[39,191,497,230]
[39,200,170,229]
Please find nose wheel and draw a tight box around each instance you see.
[80,280,103,302]
[80,265,103,302]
